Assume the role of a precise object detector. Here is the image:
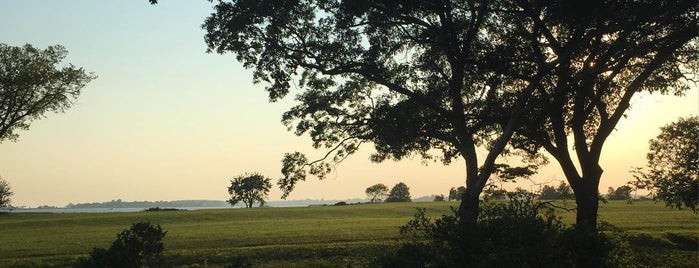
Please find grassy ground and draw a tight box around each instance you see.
[0,201,696,267]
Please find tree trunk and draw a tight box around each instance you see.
[572,172,602,267]
[458,188,480,227]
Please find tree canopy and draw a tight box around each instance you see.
[202,0,554,227]
[386,182,411,202]
[0,44,95,142]
[639,116,698,212]
[227,173,272,208]
[365,183,388,203]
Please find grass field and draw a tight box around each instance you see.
[0,201,697,267]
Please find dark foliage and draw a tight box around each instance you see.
[75,222,167,268]
[385,182,411,202]
[606,186,632,201]
[228,172,272,208]
[381,190,633,267]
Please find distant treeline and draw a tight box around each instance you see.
[65,199,228,209]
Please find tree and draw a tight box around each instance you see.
[637,116,698,212]
[386,182,411,202]
[606,186,632,201]
[0,44,96,142]
[508,0,697,237]
[0,177,12,208]
[448,186,467,201]
[539,185,559,200]
[201,0,549,227]
[227,173,272,208]
[365,183,389,203]
[433,194,445,202]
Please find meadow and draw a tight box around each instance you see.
[0,200,696,267]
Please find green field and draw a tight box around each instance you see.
[0,201,697,267]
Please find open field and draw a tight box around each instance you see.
[0,201,697,267]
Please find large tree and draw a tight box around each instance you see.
[365,183,388,203]
[639,116,698,212]
[227,172,273,208]
[507,0,697,234]
[0,177,12,208]
[385,182,411,202]
[202,0,547,225]
[0,44,95,142]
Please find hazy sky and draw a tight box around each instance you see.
[1,1,697,207]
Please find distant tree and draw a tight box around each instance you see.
[0,44,96,142]
[636,116,698,212]
[433,194,445,202]
[365,183,389,203]
[540,181,573,201]
[448,186,467,201]
[0,177,11,208]
[606,186,632,201]
[386,182,411,203]
[539,185,558,200]
[227,173,272,208]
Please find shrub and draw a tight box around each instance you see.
[383,189,633,267]
[75,221,167,268]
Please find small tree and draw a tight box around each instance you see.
[540,185,559,200]
[636,116,698,212]
[0,44,96,142]
[227,173,272,208]
[606,186,632,201]
[0,177,12,208]
[77,222,167,268]
[386,182,411,202]
[433,194,445,202]
[365,183,389,203]
[448,186,467,201]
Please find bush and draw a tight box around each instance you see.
[383,189,633,267]
[75,221,167,268]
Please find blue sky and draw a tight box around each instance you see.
[0,1,697,207]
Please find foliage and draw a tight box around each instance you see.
[0,43,95,142]
[0,177,11,208]
[606,186,632,201]
[385,182,411,202]
[637,116,698,212]
[448,186,466,201]
[539,181,574,200]
[386,190,636,267]
[75,222,167,268]
[365,183,388,203]
[200,1,553,229]
[508,0,698,232]
[227,172,272,208]
[433,194,445,202]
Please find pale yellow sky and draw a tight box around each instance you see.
[0,1,696,207]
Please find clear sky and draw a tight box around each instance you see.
[0,1,696,207]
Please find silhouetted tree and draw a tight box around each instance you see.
[365,183,389,203]
[0,177,11,208]
[508,1,697,240]
[433,194,445,202]
[635,116,698,212]
[606,186,632,201]
[227,173,272,208]
[386,182,411,202]
[448,186,467,201]
[200,0,549,227]
[0,44,95,142]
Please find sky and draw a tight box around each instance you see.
[0,1,697,207]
